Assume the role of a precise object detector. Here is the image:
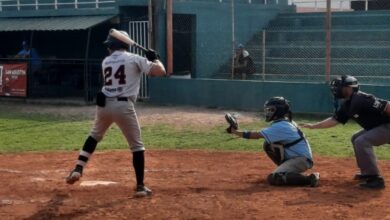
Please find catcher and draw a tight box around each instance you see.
[225,97,320,187]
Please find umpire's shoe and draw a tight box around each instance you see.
[360,176,385,189]
[134,185,152,198]
[354,173,377,181]
[66,168,82,185]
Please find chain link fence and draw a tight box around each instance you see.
[264,0,390,84]
[171,0,390,85]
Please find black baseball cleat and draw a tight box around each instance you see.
[354,173,377,181]
[309,172,320,187]
[134,185,152,198]
[66,166,83,185]
[359,176,385,189]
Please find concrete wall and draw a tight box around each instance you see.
[149,78,390,113]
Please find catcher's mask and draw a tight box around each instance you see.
[103,30,129,50]
[330,75,359,99]
[264,97,291,122]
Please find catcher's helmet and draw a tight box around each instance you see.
[330,75,359,99]
[103,30,129,50]
[264,97,291,122]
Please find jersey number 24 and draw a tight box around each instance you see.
[104,65,126,86]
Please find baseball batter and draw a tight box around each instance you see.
[66,30,167,197]
[227,97,320,187]
[301,75,390,189]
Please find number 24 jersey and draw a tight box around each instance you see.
[101,50,153,98]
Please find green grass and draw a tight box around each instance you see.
[1,107,390,160]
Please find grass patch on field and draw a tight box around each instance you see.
[1,107,390,159]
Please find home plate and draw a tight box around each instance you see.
[80,181,118,187]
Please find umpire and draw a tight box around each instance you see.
[301,75,390,189]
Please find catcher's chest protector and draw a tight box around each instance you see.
[263,142,284,165]
[263,121,306,165]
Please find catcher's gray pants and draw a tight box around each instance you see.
[89,96,145,152]
[272,156,313,174]
[351,123,390,176]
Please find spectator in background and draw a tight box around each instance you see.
[15,41,42,73]
[234,44,255,79]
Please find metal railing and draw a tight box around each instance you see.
[0,0,115,11]
[218,0,280,3]
[129,21,150,99]
[171,0,380,11]
[290,0,373,12]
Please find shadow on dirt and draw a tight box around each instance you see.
[24,193,69,220]
[23,191,139,220]
[223,178,383,206]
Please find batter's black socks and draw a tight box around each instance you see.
[83,136,98,153]
[76,136,97,169]
[133,151,145,186]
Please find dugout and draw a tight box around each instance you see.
[0,15,119,101]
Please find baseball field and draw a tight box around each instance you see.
[1,102,390,219]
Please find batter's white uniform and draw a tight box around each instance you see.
[89,50,154,152]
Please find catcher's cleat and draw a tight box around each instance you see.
[309,172,320,187]
[134,185,152,198]
[66,169,82,185]
[359,176,385,189]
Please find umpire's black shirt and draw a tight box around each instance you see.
[333,91,390,130]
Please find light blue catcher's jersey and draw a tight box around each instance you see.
[260,120,313,161]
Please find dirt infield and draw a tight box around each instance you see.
[1,150,390,220]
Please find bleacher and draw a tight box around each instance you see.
[215,10,390,84]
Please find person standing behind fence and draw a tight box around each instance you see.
[233,44,255,79]
[65,30,167,197]
[15,41,42,73]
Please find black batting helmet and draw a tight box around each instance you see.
[330,75,359,99]
[264,97,291,122]
[103,30,129,50]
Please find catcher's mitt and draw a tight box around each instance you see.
[225,113,238,133]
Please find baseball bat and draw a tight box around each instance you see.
[109,28,148,52]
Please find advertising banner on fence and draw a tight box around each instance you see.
[0,63,28,97]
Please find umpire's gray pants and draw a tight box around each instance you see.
[351,123,390,176]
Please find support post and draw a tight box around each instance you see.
[166,0,173,75]
[325,0,331,82]
[231,0,235,79]
[148,0,153,48]
[365,0,368,11]
[262,30,266,81]
[84,28,92,103]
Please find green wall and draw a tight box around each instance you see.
[154,1,293,78]
[149,78,390,113]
